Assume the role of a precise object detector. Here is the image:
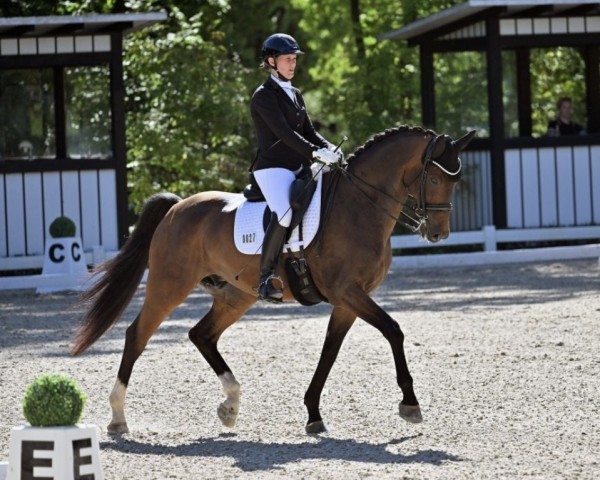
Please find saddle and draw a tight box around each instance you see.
[243,166,317,235]
[242,166,326,306]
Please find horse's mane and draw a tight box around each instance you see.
[346,125,437,163]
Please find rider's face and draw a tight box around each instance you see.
[273,54,297,79]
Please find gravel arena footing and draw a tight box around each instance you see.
[1,259,599,479]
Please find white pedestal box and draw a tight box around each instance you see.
[37,237,89,294]
[7,425,103,480]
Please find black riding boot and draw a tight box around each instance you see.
[258,214,287,302]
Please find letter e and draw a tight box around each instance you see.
[21,440,54,480]
[72,438,94,480]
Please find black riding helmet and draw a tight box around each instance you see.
[261,33,304,62]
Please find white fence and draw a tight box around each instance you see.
[1,225,598,291]
[391,225,600,251]
[391,225,600,269]
[505,145,600,228]
[451,144,600,231]
[0,169,119,258]
[451,149,493,231]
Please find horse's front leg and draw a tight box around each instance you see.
[304,307,356,433]
[189,284,256,428]
[338,285,422,424]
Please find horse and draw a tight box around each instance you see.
[71,125,476,435]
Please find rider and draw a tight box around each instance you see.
[251,33,342,302]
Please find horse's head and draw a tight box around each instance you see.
[402,130,476,242]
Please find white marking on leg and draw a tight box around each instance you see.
[108,379,129,433]
[217,372,240,428]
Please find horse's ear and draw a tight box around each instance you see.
[453,130,477,152]
[433,134,450,158]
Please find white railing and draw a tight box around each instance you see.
[1,225,598,291]
[390,225,600,269]
[391,225,600,252]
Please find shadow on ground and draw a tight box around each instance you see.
[101,433,462,472]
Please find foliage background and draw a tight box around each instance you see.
[1,0,588,214]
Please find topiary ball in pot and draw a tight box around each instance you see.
[22,374,87,427]
[49,216,76,238]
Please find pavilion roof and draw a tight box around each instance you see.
[379,0,600,41]
[0,12,167,38]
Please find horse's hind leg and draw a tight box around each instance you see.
[108,275,198,434]
[189,283,256,428]
[304,306,356,434]
[108,314,141,434]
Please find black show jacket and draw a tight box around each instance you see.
[251,76,333,172]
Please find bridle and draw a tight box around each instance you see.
[400,134,458,231]
[331,134,459,232]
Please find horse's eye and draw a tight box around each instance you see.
[430,176,440,185]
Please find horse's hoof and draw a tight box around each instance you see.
[399,403,423,424]
[218,403,238,428]
[107,422,129,435]
[305,420,327,434]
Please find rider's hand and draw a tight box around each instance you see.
[312,148,339,165]
[330,146,344,163]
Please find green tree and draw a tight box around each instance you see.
[287,0,461,150]
[123,2,257,208]
[435,51,489,136]
[0,0,122,15]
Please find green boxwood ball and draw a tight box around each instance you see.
[49,216,76,238]
[22,374,87,427]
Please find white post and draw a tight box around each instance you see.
[37,237,89,294]
[92,245,105,266]
[7,425,103,480]
[483,225,497,251]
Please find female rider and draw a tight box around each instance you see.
[251,33,341,302]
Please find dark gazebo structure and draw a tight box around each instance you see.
[0,13,166,270]
[381,0,600,231]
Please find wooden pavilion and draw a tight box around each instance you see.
[381,0,600,232]
[0,12,166,270]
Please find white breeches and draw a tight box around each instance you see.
[253,167,296,228]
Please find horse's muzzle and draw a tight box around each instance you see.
[422,222,449,243]
[427,232,448,243]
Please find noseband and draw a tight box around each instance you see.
[399,134,456,232]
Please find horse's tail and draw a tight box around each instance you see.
[71,192,182,356]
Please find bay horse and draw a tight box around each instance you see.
[72,125,476,434]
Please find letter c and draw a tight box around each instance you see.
[71,241,81,262]
[49,244,65,263]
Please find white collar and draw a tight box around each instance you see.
[271,74,294,90]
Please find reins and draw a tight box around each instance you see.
[327,133,453,232]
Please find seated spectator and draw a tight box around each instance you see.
[547,97,586,136]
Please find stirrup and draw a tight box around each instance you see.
[257,274,284,302]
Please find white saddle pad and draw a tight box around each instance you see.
[233,166,326,255]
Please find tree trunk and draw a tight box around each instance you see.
[350,0,366,61]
